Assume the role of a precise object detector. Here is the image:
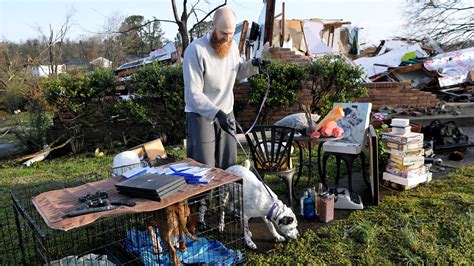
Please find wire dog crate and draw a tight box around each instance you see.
[10,172,245,265]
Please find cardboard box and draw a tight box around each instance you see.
[391,126,411,135]
[386,140,423,151]
[387,160,424,170]
[322,141,362,154]
[386,148,424,157]
[386,165,426,178]
[129,138,167,162]
[382,171,429,187]
[382,132,423,145]
[389,154,425,166]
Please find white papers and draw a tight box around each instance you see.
[169,163,192,172]
[121,167,149,179]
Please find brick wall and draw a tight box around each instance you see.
[234,82,313,128]
[268,47,311,64]
[234,47,312,128]
[233,48,439,127]
[355,81,439,111]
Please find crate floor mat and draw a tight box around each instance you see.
[125,228,244,265]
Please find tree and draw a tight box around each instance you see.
[190,20,212,41]
[404,0,474,50]
[102,12,127,66]
[173,0,227,54]
[118,15,167,54]
[30,7,75,74]
[141,18,165,51]
[117,0,227,56]
[118,15,147,54]
[0,43,28,112]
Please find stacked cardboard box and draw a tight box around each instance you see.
[381,119,432,189]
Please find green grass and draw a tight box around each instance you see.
[1,145,471,264]
[0,153,113,265]
[247,165,474,264]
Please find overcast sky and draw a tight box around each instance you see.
[0,0,407,46]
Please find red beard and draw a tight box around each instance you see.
[210,31,232,58]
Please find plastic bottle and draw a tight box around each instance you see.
[319,192,334,223]
[300,190,308,216]
[316,183,324,216]
[303,190,316,220]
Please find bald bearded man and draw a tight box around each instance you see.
[183,7,263,169]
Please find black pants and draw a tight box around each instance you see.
[185,112,237,169]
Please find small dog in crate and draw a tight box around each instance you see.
[223,161,299,249]
[147,201,198,265]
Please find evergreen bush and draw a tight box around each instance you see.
[307,54,368,116]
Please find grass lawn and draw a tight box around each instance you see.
[247,165,474,264]
[0,148,472,264]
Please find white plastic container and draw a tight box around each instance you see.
[300,190,309,215]
[391,118,410,127]
[391,126,411,135]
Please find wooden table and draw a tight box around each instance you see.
[29,159,241,231]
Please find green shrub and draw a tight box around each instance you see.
[1,78,53,153]
[13,85,52,152]
[307,54,368,116]
[247,61,305,123]
[42,68,118,152]
[43,68,116,115]
[3,79,29,113]
[127,62,185,144]
[41,64,186,150]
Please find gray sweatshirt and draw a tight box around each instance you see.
[183,33,258,121]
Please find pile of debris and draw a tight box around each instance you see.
[355,39,474,102]
[378,101,463,117]
[263,10,473,104]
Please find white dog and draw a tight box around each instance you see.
[223,161,299,249]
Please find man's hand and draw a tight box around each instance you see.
[216,110,236,134]
[251,58,271,69]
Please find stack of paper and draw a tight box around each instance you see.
[169,163,214,184]
[169,163,193,172]
[121,166,149,179]
[381,121,431,189]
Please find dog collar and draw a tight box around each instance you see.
[266,201,279,220]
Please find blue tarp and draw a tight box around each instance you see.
[125,229,243,265]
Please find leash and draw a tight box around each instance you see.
[229,128,275,199]
[243,65,271,135]
[227,63,275,199]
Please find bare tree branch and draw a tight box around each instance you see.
[181,0,188,22]
[188,0,200,18]
[404,0,473,50]
[188,0,227,37]
[172,0,181,23]
[116,19,177,34]
[109,0,227,55]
